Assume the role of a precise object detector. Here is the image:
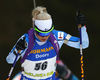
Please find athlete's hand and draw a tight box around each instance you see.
[76,9,86,27]
[56,64,67,79]
[16,36,27,50]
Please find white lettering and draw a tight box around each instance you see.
[36,53,49,58]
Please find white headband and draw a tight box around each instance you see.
[34,19,52,31]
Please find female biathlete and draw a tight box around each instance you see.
[6,6,89,80]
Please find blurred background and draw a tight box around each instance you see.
[0,0,100,80]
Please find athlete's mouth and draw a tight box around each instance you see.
[42,39,46,41]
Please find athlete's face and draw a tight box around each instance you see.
[36,33,50,42]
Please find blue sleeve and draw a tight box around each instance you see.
[69,36,79,42]
[52,29,79,49]
[52,29,79,42]
[6,34,29,64]
[52,26,89,49]
[67,26,89,49]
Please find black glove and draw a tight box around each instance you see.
[76,9,86,26]
[15,36,27,50]
[56,64,68,79]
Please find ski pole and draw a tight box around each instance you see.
[79,24,84,80]
[6,50,21,80]
[76,9,84,80]
[32,0,36,28]
[33,0,36,8]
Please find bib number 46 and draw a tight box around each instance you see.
[34,61,48,70]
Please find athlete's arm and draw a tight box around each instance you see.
[66,26,89,49]
[52,26,89,49]
[6,34,29,64]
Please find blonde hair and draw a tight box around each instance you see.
[32,6,51,20]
